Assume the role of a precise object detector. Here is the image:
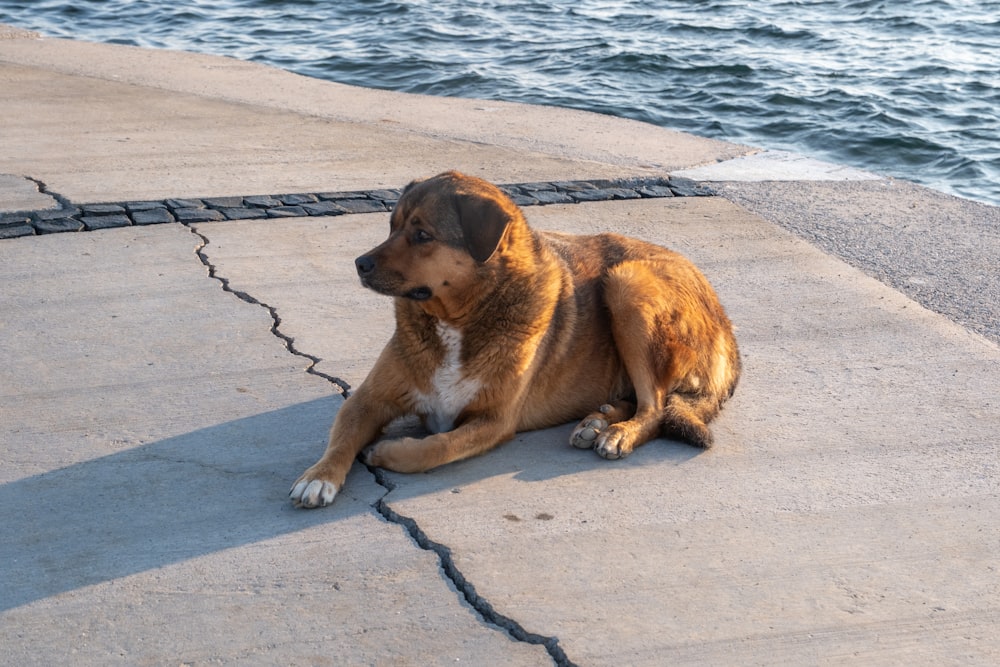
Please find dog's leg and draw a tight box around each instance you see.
[589,261,703,460]
[591,350,682,460]
[290,382,402,508]
[362,416,515,473]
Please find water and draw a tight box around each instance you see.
[2,0,999,206]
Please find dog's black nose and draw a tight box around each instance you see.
[355,256,375,276]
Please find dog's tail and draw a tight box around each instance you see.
[662,334,741,448]
[661,393,720,448]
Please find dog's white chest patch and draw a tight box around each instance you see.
[414,322,481,434]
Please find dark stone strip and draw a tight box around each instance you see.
[0,176,713,240]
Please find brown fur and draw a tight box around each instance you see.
[290,171,740,508]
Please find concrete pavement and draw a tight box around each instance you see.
[2,27,998,665]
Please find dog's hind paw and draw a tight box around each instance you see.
[594,426,634,460]
[570,417,608,449]
[289,478,338,508]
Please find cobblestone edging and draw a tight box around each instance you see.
[0,176,714,240]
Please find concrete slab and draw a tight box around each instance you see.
[0,60,604,203]
[0,173,57,213]
[0,35,750,204]
[0,225,546,665]
[198,197,1000,664]
[191,213,394,390]
[0,23,39,40]
[712,178,1000,347]
[674,149,884,182]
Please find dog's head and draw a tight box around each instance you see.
[355,171,521,311]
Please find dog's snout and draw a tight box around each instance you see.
[355,255,375,276]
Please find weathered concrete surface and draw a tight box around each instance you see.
[0,173,58,213]
[713,179,1000,347]
[0,23,38,40]
[200,198,1000,664]
[191,214,394,389]
[0,35,749,203]
[0,225,545,665]
[674,149,884,182]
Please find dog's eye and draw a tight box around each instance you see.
[413,229,433,244]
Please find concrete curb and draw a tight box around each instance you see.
[0,176,713,239]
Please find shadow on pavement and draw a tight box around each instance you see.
[1,397,352,611]
[2,394,705,612]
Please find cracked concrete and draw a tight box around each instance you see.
[188,223,352,393]
[189,217,570,662]
[3,26,999,666]
[371,468,574,666]
[192,199,1000,665]
[0,223,547,665]
[0,174,59,213]
[187,218,563,660]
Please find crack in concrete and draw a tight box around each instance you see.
[185,223,352,395]
[25,176,74,210]
[184,222,576,666]
[368,466,578,667]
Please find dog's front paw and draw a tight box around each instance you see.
[362,437,435,473]
[362,439,410,471]
[289,472,339,509]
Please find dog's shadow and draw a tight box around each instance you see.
[0,396,368,613]
[375,415,706,497]
[1,398,704,613]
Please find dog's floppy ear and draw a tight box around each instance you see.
[454,192,513,263]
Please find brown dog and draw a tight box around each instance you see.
[290,171,740,508]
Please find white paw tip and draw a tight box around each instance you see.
[290,479,337,508]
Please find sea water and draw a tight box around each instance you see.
[2,0,998,205]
